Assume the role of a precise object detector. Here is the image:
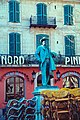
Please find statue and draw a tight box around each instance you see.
[35,37,57,86]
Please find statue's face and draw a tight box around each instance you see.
[42,40,46,46]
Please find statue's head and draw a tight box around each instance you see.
[40,37,49,45]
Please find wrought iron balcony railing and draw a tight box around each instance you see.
[0,54,80,66]
[30,16,57,29]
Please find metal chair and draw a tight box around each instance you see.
[53,90,71,120]
[24,97,37,120]
[5,97,27,120]
[41,91,55,120]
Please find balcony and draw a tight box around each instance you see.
[0,54,80,67]
[30,16,57,29]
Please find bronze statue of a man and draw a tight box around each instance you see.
[35,37,56,86]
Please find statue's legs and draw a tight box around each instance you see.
[41,59,50,86]
[46,59,50,84]
[41,62,47,86]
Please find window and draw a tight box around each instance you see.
[64,5,73,25]
[36,34,49,48]
[6,77,24,101]
[9,33,21,55]
[9,0,20,22]
[65,35,75,56]
[63,76,78,88]
[37,3,47,25]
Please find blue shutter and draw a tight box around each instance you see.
[36,34,49,48]
[9,33,15,55]
[43,4,47,24]
[64,5,73,25]
[65,35,70,56]
[64,5,69,25]
[36,34,42,48]
[65,35,75,56]
[9,1,20,22]
[9,33,21,56]
[9,1,14,22]
[16,33,21,55]
[37,3,47,25]
[37,3,43,24]
[70,35,75,56]
[69,6,73,25]
[15,1,20,22]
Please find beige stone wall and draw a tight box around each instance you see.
[0,0,80,55]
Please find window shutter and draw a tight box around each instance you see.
[37,3,43,24]
[69,6,73,25]
[43,4,47,24]
[9,1,14,22]
[9,33,15,55]
[70,35,75,56]
[9,33,21,56]
[16,33,21,55]
[36,34,42,48]
[64,5,68,25]
[15,1,20,22]
[36,34,49,48]
[65,35,70,56]
[64,5,73,25]
[65,35,75,56]
[37,3,47,25]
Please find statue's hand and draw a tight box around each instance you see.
[51,52,58,57]
[38,59,41,63]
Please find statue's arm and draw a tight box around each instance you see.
[35,47,41,62]
[51,51,58,57]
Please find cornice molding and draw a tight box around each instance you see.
[21,0,80,2]
[0,0,80,3]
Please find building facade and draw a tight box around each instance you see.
[0,0,80,109]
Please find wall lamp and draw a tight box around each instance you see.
[31,70,36,84]
[55,70,61,84]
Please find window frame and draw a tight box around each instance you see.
[9,0,20,23]
[5,76,24,102]
[37,3,47,25]
[9,32,21,56]
[65,35,75,56]
[36,34,49,48]
[64,5,73,25]
[63,76,78,88]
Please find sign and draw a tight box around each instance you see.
[65,56,80,65]
[0,55,24,65]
